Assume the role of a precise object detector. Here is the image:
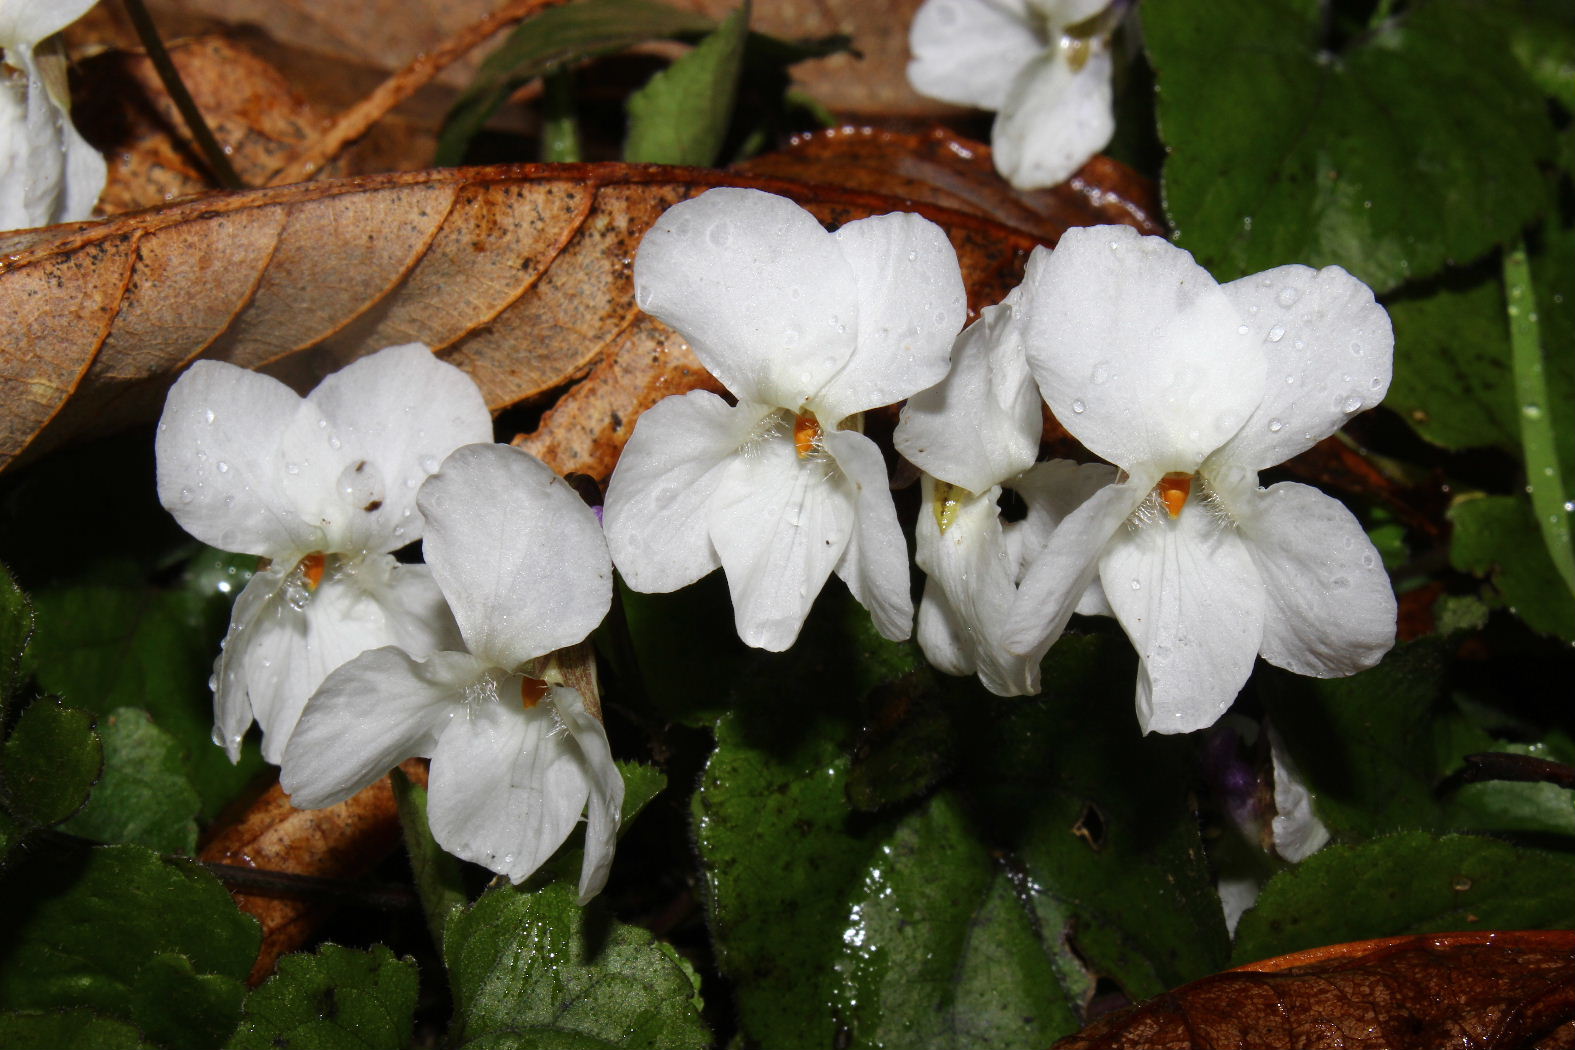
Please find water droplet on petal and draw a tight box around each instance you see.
[1277,286,1301,307]
[906,249,917,262]
[179,486,194,503]
[1342,396,1363,414]
[328,435,342,450]
[216,461,229,473]
[708,221,731,248]
[1236,324,1250,335]
[420,455,441,474]
[1130,579,1141,590]
[1071,399,1086,414]
[1267,324,1286,343]
[1268,418,1284,433]
[285,462,301,475]
[204,409,216,424]
[1091,362,1111,384]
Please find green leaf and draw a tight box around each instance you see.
[130,953,247,1050]
[1145,0,1554,291]
[436,0,715,165]
[1504,0,1575,110]
[694,626,1225,1048]
[0,560,32,714]
[444,881,707,1049]
[1450,494,1575,640]
[1,698,102,831]
[1384,266,1519,452]
[391,769,469,946]
[616,574,747,727]
[227,944,418,1050]
[0,843,259,1038]
[623,3,748,165]
[0,1010,153,1049]
[617,760,667,828]
[1441,743,1575,839]
[61,707,200,855]
[1505,241,1575,599]
[27,581,264,819]
[1259,638,1451,838]
[832,792,1086,1047]
[1232,831,1575,964]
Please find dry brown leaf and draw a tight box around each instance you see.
[0,159,1137,478]
[75,36,335,215]
[198,759,428,984]
[128,0,943,118]
[1055,931,1575,1050]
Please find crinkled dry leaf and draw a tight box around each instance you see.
[1056,932,1575,1050]
[0,159,1138,478]
[198,760,427,984]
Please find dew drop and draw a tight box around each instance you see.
[317,418,328,429]
[393,525,406,538]
[328,435,342,450]
[207,674,218,692]
[1071,399,1086,414]
[210,726,225,746]
[216,460,230,473]
[906,249,917,262]
[420,455,441,474]
[707,221,732,248]
[285,462,301,475]
[1523,403,1544,421]
[1268,418,1284,433]
[1267,324,1286,343]
[1370,377,1382,389]
[204,408,216,424]
[1091,362,1111,384]
[1129,579,1141,590]
[179,486,194,503]
[1340,396,1362,414]
[1236,324,1250,335]
[1276,286,1301,307]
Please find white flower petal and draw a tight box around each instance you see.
[292,343,492,552]
[633,188,859,407]
[993,46,1114,190]
[824,428,912,643]
[427,692,592,885]
[916,477,1037,695]
[1268,722,1330,863]
[708,428,853,651]
[814,211,965,423]
[603,391,765,593]
[1009,459,1119,618]
[907,0,1041,111]
[1100,506,1266,734]
[916,578,976,677]
[280,648,480,809]
[895,292,1040,494]
[419,444,612,671]
[0,1,98,47]
[1235,481,1396,678]
[1018,227,1265,473]
[1215,265,1393,472]
[1005,475,1150,656]
[156,361,321,556]
[551,686,624,902]
[219,555,454,764]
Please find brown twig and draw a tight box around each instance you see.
[264,0,573,187]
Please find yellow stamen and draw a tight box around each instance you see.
[519,675,549,709]
[932,480,964,534]
[298,552,326,591]
[1157,472,1193,519]
[793,412,821,458]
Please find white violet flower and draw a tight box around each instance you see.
[281,442,623,901]
[155,343,494,762]
[907,0,1116,190]
[603,187,966,651]
[894,290,1114,696]
[1006,225,1397,734]
[1,0,106,229]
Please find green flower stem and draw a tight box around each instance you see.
[540,70,583,162]
[120,0,245,190]
[1504,239,1575,599]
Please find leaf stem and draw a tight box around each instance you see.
[1503,239,1575,599]
[119,0,245,190]
[540,70,583,162]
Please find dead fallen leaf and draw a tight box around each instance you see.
[75,36,335,215]
[0,160,1096,477]
[198,759,428,984]
[1055,931,1575,1050]
[125,0,944,118]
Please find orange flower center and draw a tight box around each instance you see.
[298,552,327,591]
[1157,472,1194,519]
[793,412,821,458]
[519,675,550,709]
